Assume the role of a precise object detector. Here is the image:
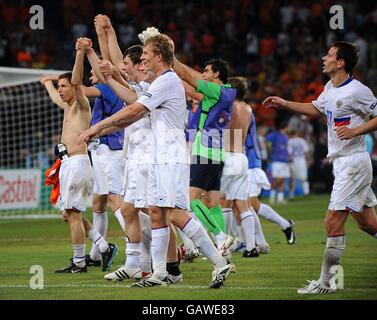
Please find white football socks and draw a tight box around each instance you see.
[240,211,256,251]
[114,208,126,232]
[258,203,290,230]
[254,212,268,246]
[269,190,276,204]
[303,181,310,195]
[182,218,227,269]
[73,244,86,268]
[89,211,107,261]
[88,228,109,253]
[222,208,233,235]
[125,242,140,270]
[277,192,285,203]
[319,236,345,288]
[151,226,170,278]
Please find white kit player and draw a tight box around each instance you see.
[264,41,377,294]
[89,18,185,283]
[288,130,310,199]
[79,33,234,289]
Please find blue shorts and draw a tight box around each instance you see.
[190,156,224,191]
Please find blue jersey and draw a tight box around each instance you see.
[245,112,262,169]
[266,130,289,163]
[188,80,236,162]
[90,84,125,150]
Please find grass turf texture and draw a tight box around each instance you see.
[0,195,376,300]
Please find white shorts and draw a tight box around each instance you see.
[59,155,94,212]
[91,144,125,195]
[290,158,308,180]
[329,152,377,212]
[271,161,290,178]
[220,152,249,200]
[147,164,189,209]
[123,159,149,208]
[248,168,271,197]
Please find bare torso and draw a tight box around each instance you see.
[61,98,91,156]
[226,100,252,153]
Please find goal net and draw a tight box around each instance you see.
[0,67,67,219]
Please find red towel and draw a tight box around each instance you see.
[44,159,61,205]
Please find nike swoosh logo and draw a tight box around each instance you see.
[71,269,83,273]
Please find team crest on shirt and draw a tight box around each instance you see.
[336,100,342,108]
[218,111,230,125]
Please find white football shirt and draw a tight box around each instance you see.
[312,77,377,158]
[137,70,189,164]
[288,137,309,160]
[124,81,152,162]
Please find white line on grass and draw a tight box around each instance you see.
[0,284,376,292]
[0,214,60,220]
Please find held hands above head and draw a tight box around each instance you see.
[75,37,92,53]
[262,96,287,109]
[40,74,58,86]
[138,26,160,44]
[98,60,118,81]
[94,14,111,33]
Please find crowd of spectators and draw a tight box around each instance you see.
[1,0,377,191]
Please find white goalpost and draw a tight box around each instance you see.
[0,67,68,219]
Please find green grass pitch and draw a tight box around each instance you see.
[0,195,376,300]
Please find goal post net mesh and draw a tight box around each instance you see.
[0,67,66,218]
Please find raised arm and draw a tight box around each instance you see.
[98,59,131,88]
[94,14,111,61]
[183,80,203,101]
[173,56,202,89]
[71,39,90,109]
[262,96,322,118]
[106,19,127,79]
[40,75,67,109]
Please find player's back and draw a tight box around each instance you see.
[288,137,308,159]
[267,131,289,162]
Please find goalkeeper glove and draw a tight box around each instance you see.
[138,27,160,44]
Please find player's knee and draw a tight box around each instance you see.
[107,194,121,211]
[325,216,342,235]
[149,207,163,224]
[92,195,107,212]
[67,211,82,224]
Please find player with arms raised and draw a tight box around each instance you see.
[41,39,117,273]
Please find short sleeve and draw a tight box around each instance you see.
[287,140,292,155]
[137,77,167,112]
[95,84,118,106]
[312,90,326,114]
[196,79,222,99]
[353,84,377,118]
[266,132,274,144]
